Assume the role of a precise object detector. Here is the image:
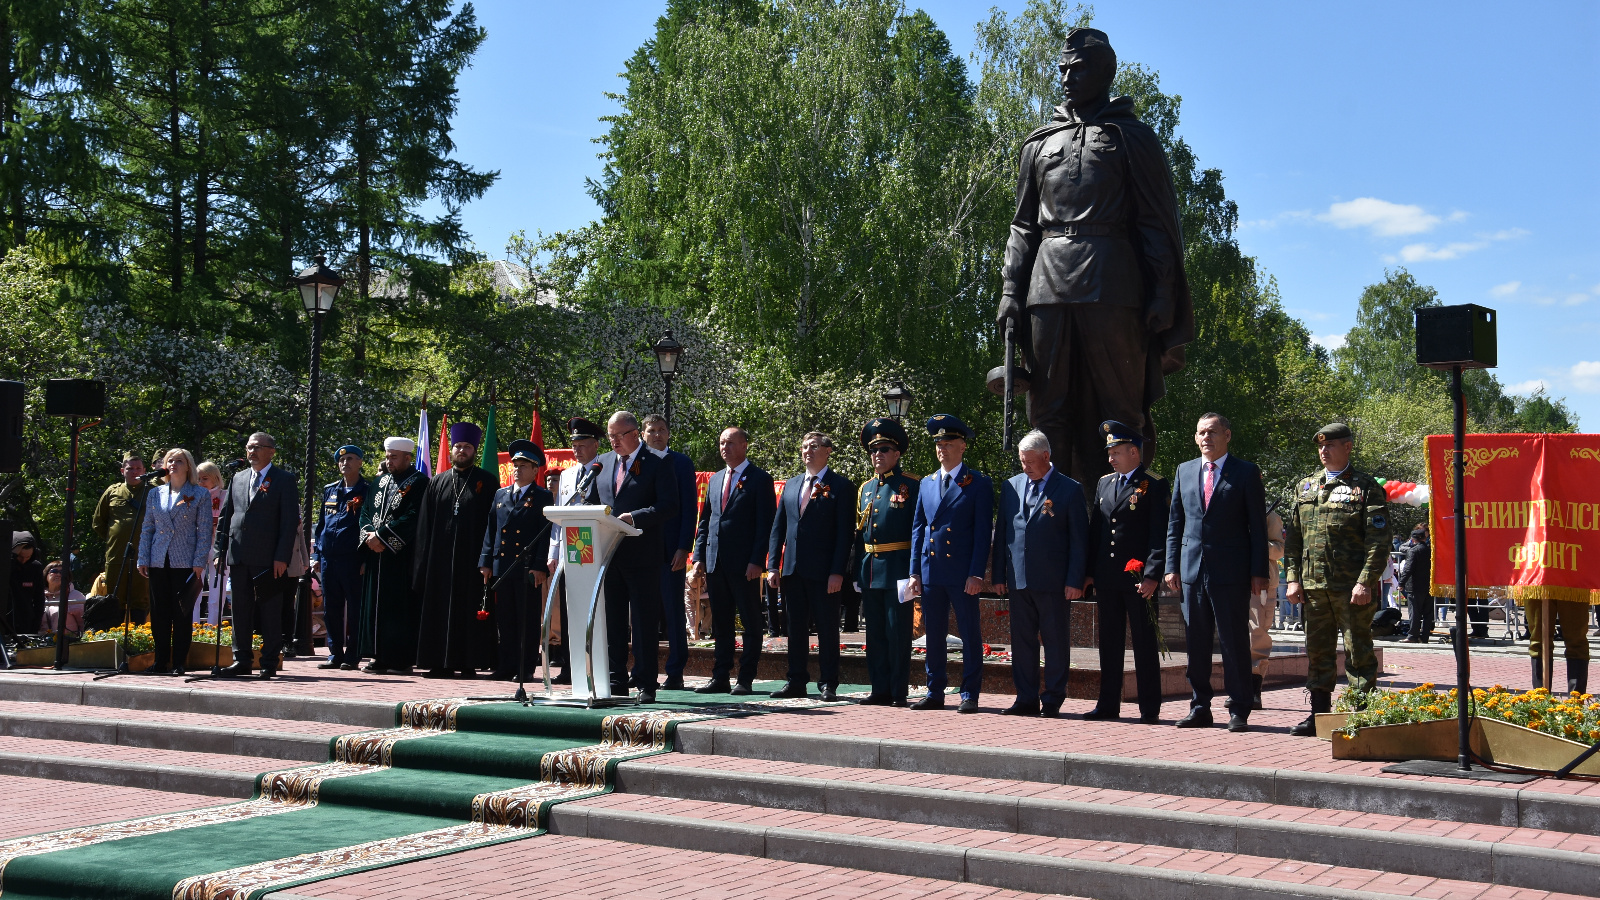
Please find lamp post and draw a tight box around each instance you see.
[652,330,683,429]
[291,254,342,656]
[883,381,912,422]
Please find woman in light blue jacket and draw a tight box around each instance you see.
[138,448,215,673]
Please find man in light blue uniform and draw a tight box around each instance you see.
[312,445,370,670]
[908,415,993,713]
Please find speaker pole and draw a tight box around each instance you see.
[54,416,83,669]
[1450,364,1471,772]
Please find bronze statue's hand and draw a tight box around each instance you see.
[1145,296,1175,333]
[996,296,1024,331]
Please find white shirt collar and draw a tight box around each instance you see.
[1202,453,1229,471]
[1029,465,1054,486]
[725,459,750,479]
[647,445,669,459]
[805,466,829,481]
[940,461,964,480]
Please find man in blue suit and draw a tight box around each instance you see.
[908,414,993,713]
[767,431,856,701]
[1164,412,1269,732]
[643,414,697,691]
[479,440,553,684]
[690,427,776,695]
[586,411,679,704]
[992,429,1089,717]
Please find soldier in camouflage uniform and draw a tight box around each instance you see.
[1286,423,1390,737]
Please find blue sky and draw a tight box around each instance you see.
[446,1,1600,425]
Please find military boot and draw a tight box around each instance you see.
[1289,689,1330,737]
[1569,662,1588,696]
[1531,656,1543,690]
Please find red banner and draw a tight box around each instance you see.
[1427,433,1600,604]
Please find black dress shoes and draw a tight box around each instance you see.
[730,682,753,696]
[317,659,341,670]
[1000,702,1040,716]
[1175,707,1214,728]
[768,682,808,700]
[889,698,908,707]
[819,686,838,702]
[637,690,656,704]
[218,662,252,678]
[957,698,978,714]
[424,669,453,679]
[1040,704,1062,719]
[552,670,572,685]
[257,668,276,680]
[910,694,945,711]
[1228,714,1250,733]
[661,676,687,691]
[1139,712,1161,725]
[696,679,732,694]
[858,693,891,706]
[1081,707,1119,721]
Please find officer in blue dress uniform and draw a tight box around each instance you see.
[909,415,994,713]
[853,418,920,707]
[1085,420,1170,723]
[479,439,554,682]
[312,444,370,670]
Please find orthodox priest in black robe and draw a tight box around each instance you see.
[413,422,499,676]
[359,437,428,675]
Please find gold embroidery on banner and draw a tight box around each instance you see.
[1571,447,1600,464]
[1442,445,1519,496]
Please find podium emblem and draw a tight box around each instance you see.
[565,526,594,564]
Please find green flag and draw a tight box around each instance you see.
[479,404,499,471]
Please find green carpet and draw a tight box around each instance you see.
[0,681,841,900]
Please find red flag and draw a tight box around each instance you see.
[435,413,451,476]
[529,398,547,485]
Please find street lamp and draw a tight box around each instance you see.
[652,329,683,428]
[290,254,343,656]
[883,381,912,421]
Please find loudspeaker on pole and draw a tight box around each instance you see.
[0,381,21,474]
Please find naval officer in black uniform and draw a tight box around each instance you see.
[1085,420,1170,723]
[479,440,554,682]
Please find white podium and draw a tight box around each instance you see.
[539,505,641,705]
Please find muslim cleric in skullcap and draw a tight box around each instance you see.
[383,436,416,454]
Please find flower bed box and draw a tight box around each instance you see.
[1333,717,1600,776]
[12,639,122,669]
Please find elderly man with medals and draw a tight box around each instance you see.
[479,440,554,683]
[358,437,428,675]
[414,422,500,678]
[312,444,371,670]
[853,418,919,707]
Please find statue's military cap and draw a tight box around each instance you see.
[925,414,974,443]
[860,417,909,453]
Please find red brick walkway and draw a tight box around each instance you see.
[0,774,227,841]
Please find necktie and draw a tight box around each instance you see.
[722,469,734,510]
[800,475,814,513]
[1028,479,1042,514]
[614,454,627,494]
[943,473,951,492]
[1203,461,1216,510]
[253,468,264,493]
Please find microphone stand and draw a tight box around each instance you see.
[186,560,231,682]
[467,517,553,705]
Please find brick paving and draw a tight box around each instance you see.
[302,834,1086,900]
[627,753,1600,855]
[0,773,228,841]
[0,733,290,773]
[0,699,361,738]
[567,793,1590,900]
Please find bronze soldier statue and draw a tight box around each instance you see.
[998,27,1194,488]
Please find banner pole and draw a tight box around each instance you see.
[1541,597,1554,693]
[1451,364,1471,772]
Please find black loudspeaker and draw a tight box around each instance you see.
[0,518,12,624]
[44,379,105,418]
[1416,304,1496,370]
[0,381,21,474]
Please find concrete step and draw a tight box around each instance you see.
[0,734,269,797]
[553,792,1582,900]
[0,673,395,728]
[673,718,1600,837]
[615,753,1600,897]
[0,700,340,762]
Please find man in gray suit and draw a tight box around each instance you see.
[213,432,300,678]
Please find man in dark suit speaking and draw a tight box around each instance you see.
[587,411,678,703]
[690,427,776,695]
[1164,413,1269,732]
[213,432,300,678]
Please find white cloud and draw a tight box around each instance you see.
[1569,361,1600,393]
[1318,198,1440,236]
[1506,379,1549,396]
[1489,281,1521,298]
[1565,293,1592,307]
[1394,241,1486,263]
[1311,333,1347,352]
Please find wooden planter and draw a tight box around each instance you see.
[1332,716,1600,776]
[11,639,122,669]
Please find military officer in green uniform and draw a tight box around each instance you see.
[1286,423,1389,737]
[92,451,152,625]
[854,418,919,706]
